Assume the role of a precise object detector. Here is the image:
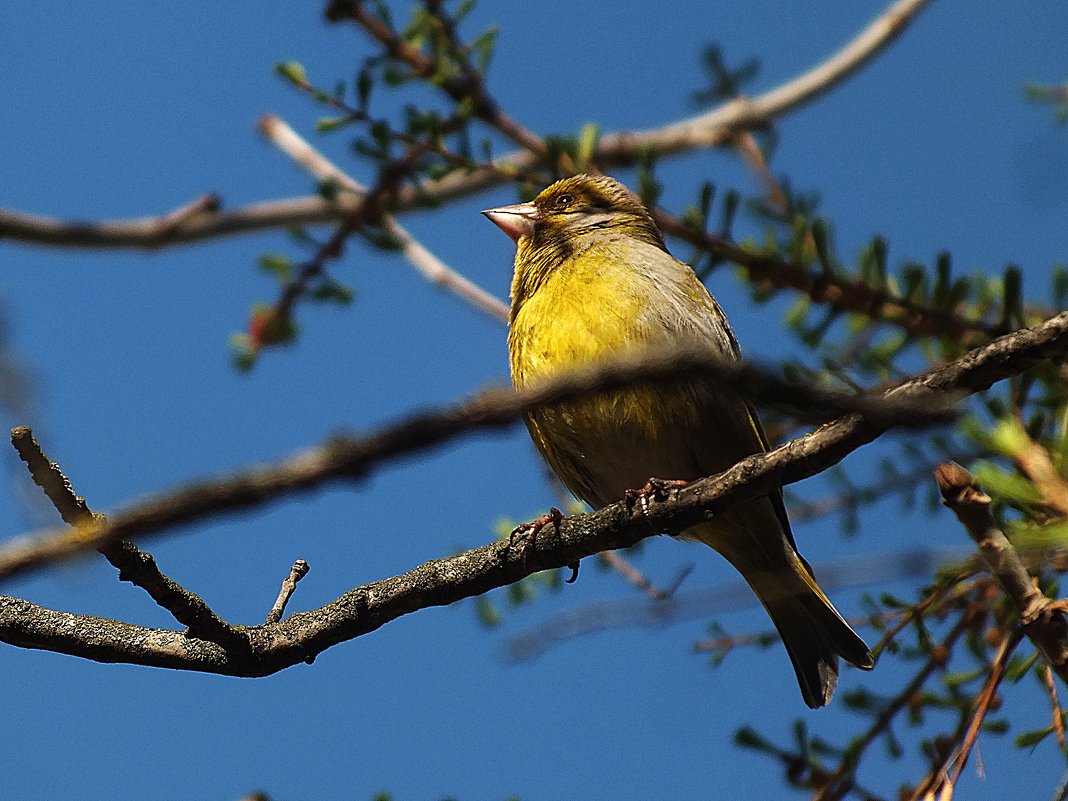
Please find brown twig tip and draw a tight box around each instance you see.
[935,460,1068,687]
[256,114,278,135]
[265,559,311,624]
[10,424,94,526]
[934,462,991,506]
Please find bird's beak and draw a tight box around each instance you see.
[481,202,538,242]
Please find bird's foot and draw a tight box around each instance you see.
[509,506,565,557]
[510,507,579,581]
[625,477,689,517]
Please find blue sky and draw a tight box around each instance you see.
[2,2,1067,799]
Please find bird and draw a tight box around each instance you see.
[482,174,874,708]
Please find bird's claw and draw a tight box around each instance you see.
[624,477,689,517]
[510,508,580,583]
[509,506,564,557]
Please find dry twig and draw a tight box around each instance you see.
[9,426,243,648]
[936,462,1068,684]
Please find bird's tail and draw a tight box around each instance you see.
[689,505,874,708]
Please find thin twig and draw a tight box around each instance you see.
[912,628,1023,801]
[509,548,970,663]
[652,206,1005,348]
[813,614,974,801]
[258,114,509,323]
[326,0,546,155]
[1045,664,1068,750]
[8,426,245,649]
[265,559,310,624]
[692,576,977,657]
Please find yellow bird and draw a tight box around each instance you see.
[483,174,873,707]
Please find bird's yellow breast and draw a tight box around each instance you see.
[507,239,719,506]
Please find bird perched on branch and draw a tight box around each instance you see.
[483,174,873,707]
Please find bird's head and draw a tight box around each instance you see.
[482,174,665,252]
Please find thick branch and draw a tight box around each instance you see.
[0,337,969,581]
[935,462,1068,684]
[1,310,1065,671]
[0,0,929,250]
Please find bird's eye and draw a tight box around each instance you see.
[553,193,574,209]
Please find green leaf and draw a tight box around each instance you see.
[943,666,986,688]
[901,262,928,301]
[257,253,294,283]
[473,595,501,627]
[784,296,810,330]
[969,459,1040,507]
[356,66,374,108]
[315,115,351,134]
[470,26,498,73]
[1015,726,1053,749]
[811,218,834,275]
[1000,264,1023,329]
[983,718,1009,734]
[933,252,952,306]
[309,280,356,306]
[1005,518,1068,549]
[1005,651,1040,682]
[733,726,774,751]
[575,122,599,171]
[636,147,662,207]
[275,60,307,86]
[719,189,740,238]
[986,417,1031,458]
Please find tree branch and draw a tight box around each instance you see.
[651,207,1005,348]
[0,333,971,582]
[259,114,509,323]
[594,0,932,160]
[1,311,1066,672]
[0,0,930,250]
[264,559,310,625]
[935,462,1068,685]
[9,426,246,649]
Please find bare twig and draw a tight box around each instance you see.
[265,559,310,624]
[789,456,974,525]
[911,628,1023,801]
[693,576,977,657]
[597,0,933,159]
[596,550,689,601]
[9,426,245,649]
[1046,664,1068,750]
[936,462,1068,685]
[814,614,974,801]
[259,114,509,323]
